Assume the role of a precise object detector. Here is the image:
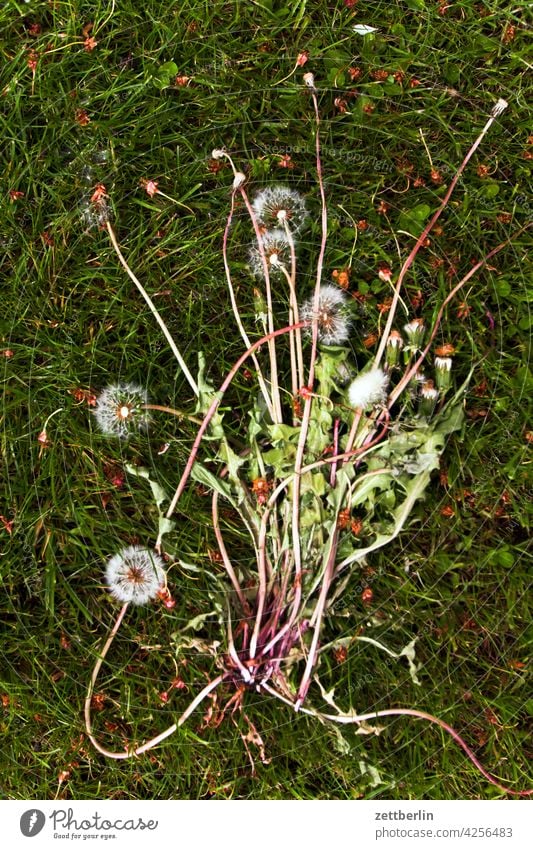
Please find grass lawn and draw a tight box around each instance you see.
[0,0,531,800]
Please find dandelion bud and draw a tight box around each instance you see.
[491,98,508,118]
[385,330,403,367]
[348,368,388,410]
[434,356,453,393]
[232,171,246,190]
[418,380,439,418]
[300,285,350,345]
[403,318,425,350]
[94,382,149,439]
[105,546,167,605]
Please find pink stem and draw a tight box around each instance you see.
[212,489,249,611]
[262,683,532,797]
[373,102,509,371]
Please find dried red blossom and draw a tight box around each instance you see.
[501,24,516,44]
[351,518,363,535]
[90,183,108,204]
[75,108,90,126]
[251,477,271,505]
[476,164,490,178]
[0,516,14,534]
[378,265,392,283]
[440,505,455,517]
[357,218,369,231]
[435,343,455,356]
[175,75,191,86]
[27,50,39,73]
[91,693,105,711]
[334,97,348,114]
[377,298,393,315]
[456,302,471,320]
[361,587,373,604]
[410,289,424,309]
[376,200,390,215]
[142,179,159,197]
[371,69,389,82]
[430,169,443,185]
[333,646,348,663]
[362,103,375,115]
[497,212,512,224]
[9,190,24,202]
[41,231,54,246]
[296,51,309,67]
[348,66,362,81]
[1,349,14,358]
[362,333,378,348]
[277,154,294,169]
[337,508,351,530]
[84,36,98,52]
[332,268,350,290]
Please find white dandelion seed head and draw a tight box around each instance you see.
[248,228,292,277]
[80,198,112,231]
[93,382,150,439]
[300,284,350,345]
[252,186,308,233]
[211,148,226,160]
[435,356,452,371]
[105,545,166,605]
[348,368,389,409]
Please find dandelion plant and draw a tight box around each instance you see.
[83,81,532,796]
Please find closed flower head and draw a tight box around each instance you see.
[105,545,166,605]
[300,284,350,345]
[252,186,308,233]
[94,382,149,438]
[348,368,388,409]
[249,229,291,277]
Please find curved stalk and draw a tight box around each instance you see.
[261,682,532,797]
[106,222,199,397]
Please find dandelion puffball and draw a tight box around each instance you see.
[300,284,350,345]
[252,186,308,233]
[94,382,149,439]
[248,229,292,277]
[348,368,389,409]
[105,546,166,605]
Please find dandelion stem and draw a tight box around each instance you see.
[84,603,134,760]
[239,187,283,423]
[212,490,249,611]
[388,226,531,406]
[106,222,199,397]
[142,404,202,426]
[222,190,275,419]
[262,684,532,797]
[282,220,305,388]
[373,99,509,372]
